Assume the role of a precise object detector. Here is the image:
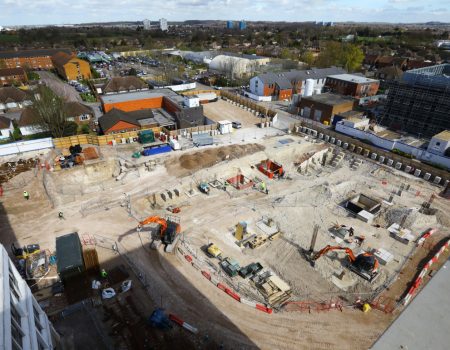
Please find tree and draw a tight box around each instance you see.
[31,86,69,138]
[128,67,137,76]
[300,51,315,68]
[317,42,364,72]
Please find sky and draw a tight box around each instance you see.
[0,0,449,26]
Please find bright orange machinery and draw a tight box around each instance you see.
[312,245,379,282]
[137,215,180,245]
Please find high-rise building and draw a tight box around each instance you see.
[159,18,168,31]
[239,20,246,30]
[143,19,151,30]
[381,64,450,138]
[226,20,234,29]
[0,244,61,350]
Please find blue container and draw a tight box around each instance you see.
[142,144,172,156]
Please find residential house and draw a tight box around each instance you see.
[102,76,148,94]
[0,115,13,139]
[18,108,47,136]
[0,48,72,70]
[296,92,357,124]
[51,52,92,81]
[374,66,403,81]
[0,67,28,86]
[98,108,175,134]
[64,102,94,124]
[325,74,380,98]
[0,87,32,112]
[375,56,407,70]
[249,67,346,100]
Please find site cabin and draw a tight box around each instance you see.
[257,159,284,179]
[56,232,85,282]
[218,120,233,134]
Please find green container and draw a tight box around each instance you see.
[139,130,155,144]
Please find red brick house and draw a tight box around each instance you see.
[0,68,28,86]
[325,74,380,98]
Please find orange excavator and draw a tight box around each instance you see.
[312,245,379,282]
[137,215,181,251]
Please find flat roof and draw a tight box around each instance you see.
[302,92,355,106]
[370,257,450,350]
[433,130,450,141]
[328,74,379,84]
[100,88,177,104]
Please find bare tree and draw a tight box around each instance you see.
[31,86,68,138]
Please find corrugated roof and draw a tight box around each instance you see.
[301,92,355,106]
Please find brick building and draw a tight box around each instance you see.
[296,93,357,124]
[100,89,205,129]
[51,52,92,81]
[0,68,28,86]
[0,48,72,70]
[325,74,380,98]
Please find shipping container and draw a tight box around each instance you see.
[56,232,85,281]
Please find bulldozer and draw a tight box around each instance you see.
[138,215,181,252]
[312,245,379,282]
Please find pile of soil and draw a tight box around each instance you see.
[166,143,265,176]
[0,159,37,185]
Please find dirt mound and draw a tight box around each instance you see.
[167,143,265,176]
[0,158,37,185]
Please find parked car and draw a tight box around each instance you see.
[232,121,242,129]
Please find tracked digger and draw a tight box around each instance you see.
[312,245,379,282]
[137,215,181,252]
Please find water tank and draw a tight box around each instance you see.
[304,79,314,97]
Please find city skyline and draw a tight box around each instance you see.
[1,0,449,26]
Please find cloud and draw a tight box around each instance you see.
[0,0,449,25]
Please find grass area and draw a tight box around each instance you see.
[80,93,97,102]
[0,33,19,43]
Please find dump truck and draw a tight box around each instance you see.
[220,257,240,277]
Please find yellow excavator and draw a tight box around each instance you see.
[312,245,379,282]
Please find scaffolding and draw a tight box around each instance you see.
[381,64,450,138]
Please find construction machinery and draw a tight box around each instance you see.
[312,245,379,282]
[11,243,40,260]
[206,243,222,259]
[138,215,181,252]
[198,182,210,195]
[220,257,240,277]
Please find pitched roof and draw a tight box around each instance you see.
[0,48,72,59]
[51,51,75,67]
[376,66,403,80]
[63,102,93,118]
[0,115,12,129]
[0,67,26,77]
[256,67,346,89]
[98,108,156,132]
[0,87,28,103]
[18,107,38,127]
[103,76,148,94]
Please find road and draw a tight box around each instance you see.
[38,71,82,102]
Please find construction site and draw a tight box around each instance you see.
[1,110,450,349]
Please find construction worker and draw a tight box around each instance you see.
[101,269,108,279]
[58,212,64,219]
[23,191,30,200]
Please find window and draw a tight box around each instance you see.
[79,115,90,121]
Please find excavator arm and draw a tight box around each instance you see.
[138,216,168,237]
[312,245,356,262]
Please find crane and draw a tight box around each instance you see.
[312,245,379,282]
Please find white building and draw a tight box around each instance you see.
[0,115,14,139]
[1,244,60,350]
[427,130,450,156]
[159,18,168,31]
[143,19,151,30]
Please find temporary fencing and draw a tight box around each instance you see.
[403,238,450,305]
